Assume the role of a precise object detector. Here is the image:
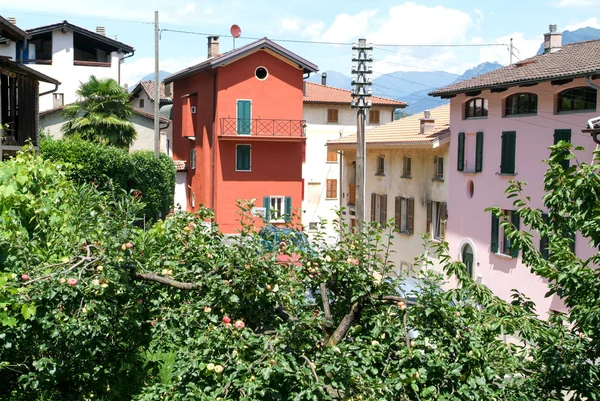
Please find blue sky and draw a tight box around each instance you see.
[1,0,599,86]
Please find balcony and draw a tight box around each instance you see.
[220,118,306,140]
[348,184,356,205]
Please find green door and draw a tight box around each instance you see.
[237,100,252,135]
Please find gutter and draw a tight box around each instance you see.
[39,83,59,96]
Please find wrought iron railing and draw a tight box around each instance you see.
[220,118,306,138]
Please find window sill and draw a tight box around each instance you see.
[375,173,385,177]
[556,109,597,115]
[401,175,412,179]
[462,170,480,175]
[494,252,515,260]
[496,172,517,177]
[504,113,537,118]
[325,161,339,164]
[326,121,339,124]
[395,230,412,236]
[325,197,338,200]
[464,116,488,120]
[432,177,444,182]
[236,169,252,172]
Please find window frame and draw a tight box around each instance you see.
[464,97,488,119]
[433,156,444,180]
[325,179,338,199]
[369,109,381,124]
[269,196,286,223]
[402,156,412,178]
[427,201,447,241]
[505,92,538,116]
[394,196,414,235]
[376,155,385,176]
[371,193,388,225]
[139,98,145,108]
[557,86,597,114]
[235,144,252,172]
[491,210,520,258]
[327,109,339,123]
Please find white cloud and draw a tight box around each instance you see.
[478,32,542,65]
[563,17,600,31]
[320,9,377,43]
[279,17,324,39]
[121,55,206,87]
[553,0,596,7]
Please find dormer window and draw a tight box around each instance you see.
[557,86,597,113]
[464,98,488,119]
[505,93,537,116]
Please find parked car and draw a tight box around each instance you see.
[258,226,315,266]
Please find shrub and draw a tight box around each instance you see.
[40,137,175,221]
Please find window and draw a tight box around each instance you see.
[553,129,571,171]
[395,196,414,235]
[326,150,338,162]
[457,132,484,173]
[308,222,318,231]
[557,86,597,113]
[236,144,251,171]
[237,100,252,135]
[491,210,520,257]
[369,109,380,124]
[255,66,268,80]
[505,93,537,116]
[326,179,337,199]
[189,148,196,169]
[327,109,339,123]
[402,156,412,178]
[433,156,444,180]
[464,98,488,119]
[500,131,516,175]
[427,201,447,241]
[370,193,387,225]
[139,98,145,108]
[376,155,385,175]
[263,196,292,222]
[462,244,474,278]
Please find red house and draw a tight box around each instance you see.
[165,37,318,233]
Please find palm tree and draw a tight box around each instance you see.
[62,76,137,148]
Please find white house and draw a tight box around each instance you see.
[303,76,405,241]
[129,80,172,114]
[327,105,450,275]
[0,19,134,111]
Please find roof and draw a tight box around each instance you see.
[164,37,318,84]
[40,104,170,123]
[430,39,600,97]
[0,16,29,42]
[304,82,406,107]
[130,80,172,102]
[26,20,134,54]
[0,56,60,85]
[327,104,450,148]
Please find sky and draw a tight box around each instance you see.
[1,0,599,87]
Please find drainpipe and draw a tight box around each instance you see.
[39,83,59,96]
[118,49,135,85]
[18,37,28,64]
[207,70,217,214]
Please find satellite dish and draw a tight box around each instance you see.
[230,24,241,38]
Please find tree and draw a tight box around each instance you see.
[0,145,599,400]
[61,75,137,148]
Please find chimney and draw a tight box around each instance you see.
[321,72,327,86]
[543,24,562,54]
[420,110,435,134]
[7,17,16,25]
[207,36,220,59]
[96,26,106,36]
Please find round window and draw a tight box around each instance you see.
[255,66,268,80]
[467,180,474,198]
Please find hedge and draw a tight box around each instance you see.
[40,137,175,221]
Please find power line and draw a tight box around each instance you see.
[1,10,153,24]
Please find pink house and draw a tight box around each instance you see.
[429,26,600,317]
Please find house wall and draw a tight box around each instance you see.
[302,103,396,242]
[25,29,124,111]
[0,41,17,59]
[446,77,599,317]
[133,92,154,113]
[340,144,449,274]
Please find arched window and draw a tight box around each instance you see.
[464,98,488,119]
[461,244,474,278]
[505,93,538,116]
[557,86,597,113]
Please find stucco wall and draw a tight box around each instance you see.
[446,77,599,317]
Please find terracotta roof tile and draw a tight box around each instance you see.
[130,80,171,102]
[327,104,449,147]
[304,82,406,107]
[430,39,600,97]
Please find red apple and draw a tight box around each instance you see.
[67,278,78,286]
[234,320,245,329]
[21,274,30,281]
[222,316,231,324]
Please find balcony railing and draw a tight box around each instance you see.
[220,118,306,138]
[348,184,356,205]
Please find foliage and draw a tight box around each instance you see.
[40,137,175,221]
[0,145,599,400]
[61,75,137,148]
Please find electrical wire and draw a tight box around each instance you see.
[1,10,153,24]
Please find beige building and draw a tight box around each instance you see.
[327,104,450,274]
[303,77,405,242]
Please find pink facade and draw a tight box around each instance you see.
[446,77,598,317]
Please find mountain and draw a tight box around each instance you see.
[139,70,172,82]
[453,61,503,83]
[536,26,600,55]
[307,70,352,90]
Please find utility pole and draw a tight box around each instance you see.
[509,38,513,65]
[153,10,160,158]
[351,39,373,231]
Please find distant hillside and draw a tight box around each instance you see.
[536,27,600,55]
[139,70,172,82]
[307,70,352,90]
[453,61,503,83]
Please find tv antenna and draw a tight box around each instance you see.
[230,24,241,49]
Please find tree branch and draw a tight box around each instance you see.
[319,282,334,329]
[274,304,298,322]
[327,301,362,346]
[130,271,200,290]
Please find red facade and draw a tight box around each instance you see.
[168,39,317,233]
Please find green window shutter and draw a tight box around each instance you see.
[263,196,270,221]
[510,211,520,258]
[491,213,499,253]
[371,193,377,222]
[540,213,549,260]
[380,194,387,224]
[284,196,292,222]
[501,131,516,174]
[457,132,465,171]
[394,196,402,232]
[475,131,484,172]
[568,231,576,253]
[407,198,414,235]
[426,200,432,235]
[236,145,251,171]
[554,129,572,170]
[236,100,252,135]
